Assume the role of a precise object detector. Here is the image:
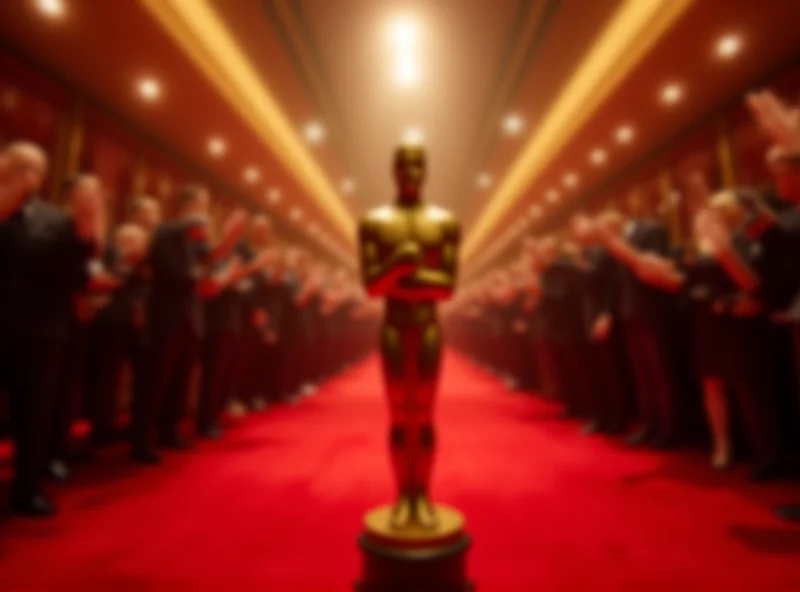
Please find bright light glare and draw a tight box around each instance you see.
[304,121,326,144]
[502,113,525,136]
[243,167,260,184]
[716,34,742,59]
[477,173,493,190]
[341,178,357,194]
[207,136,226,157]
[390,17,420,87]
[137,77,161,101]
[589,148,608,166]
[615,125,635,145]
[562,172,580,189]
[395,57,420,86]
[267,188,282,204]
[660,83,684,106]
[402,127,424,145]
[390,18,417,49]
[36,0,65,18]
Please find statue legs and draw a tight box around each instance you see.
[380,322,442,530]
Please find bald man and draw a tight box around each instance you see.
[0,142,101,517]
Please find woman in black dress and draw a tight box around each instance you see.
[632,191,784,477]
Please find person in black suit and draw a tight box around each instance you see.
[529,236,590,418]
[571,212,633,434]
[226,214,276,414]
[598,201,681,448]
[85,219,152,453]
[198,221,273,438]
[142,186,246,457]
[48,176,121,480]
[727,89,800,519]
[0,142,102,517]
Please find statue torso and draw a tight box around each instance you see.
[362,201,455,326]
[366,202,449,265]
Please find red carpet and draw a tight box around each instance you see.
[1,350,800,591]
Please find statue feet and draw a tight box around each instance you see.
[413,493,438,530]
[390,493,413,529]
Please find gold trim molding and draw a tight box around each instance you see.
[138,0,355,249]
[462,0,695,272]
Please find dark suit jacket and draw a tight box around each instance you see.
[580,246,620,336]
[97,244,150,326]
[751,209,800,315]
[617,218,674,324]
[147,219,210,337]
[0,198,93,341]
[539,256,586,344]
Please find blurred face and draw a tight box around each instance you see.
[3,144,47,196]
[180,189,210,218]
[708,192,747,231]
[570,213,596,245]
[67,176,102,204]
[133,199,161,231]
[769,149,800,203]
[116,224,148,263]
[394,146,426,199]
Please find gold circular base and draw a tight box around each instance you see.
[363,504,465,549]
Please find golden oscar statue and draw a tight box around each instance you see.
[355,143,472,591]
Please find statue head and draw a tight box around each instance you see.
[393,144,426,201]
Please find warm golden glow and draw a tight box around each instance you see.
[207,136,226,157]
[35,0,65,18]
[138,0,355,252]
[136,77,162,102]
[716,34,743,59]
[461,0,695,272]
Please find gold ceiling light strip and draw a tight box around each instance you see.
[461,0,695,267]
[138,0,356,247]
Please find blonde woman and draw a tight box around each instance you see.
[606,189,784,477]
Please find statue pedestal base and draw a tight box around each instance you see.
[355,504,473,592]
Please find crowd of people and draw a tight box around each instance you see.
[0,141,379,518]
[445,89,800,521]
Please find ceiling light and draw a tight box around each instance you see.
[546,189,561,203]
[341,178,357,194]
[476,173,493,190]
[589,148,608,166]
[266,188,282,204]
[660,83,684,106]
[502,113,525,136]
[562,172,579,189]
[35,0,65,18]
[395,57,420,87]
[402,126,424,145]
[390,18,418,49]
[290,207,303,222]
[243,166,260,184]
[716,34,742,59]
[136,77,161,102]
[528,205,543,219]
[304,121,326,145]
[614,125,635,145]
[206,136,226,157]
